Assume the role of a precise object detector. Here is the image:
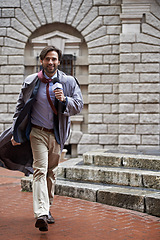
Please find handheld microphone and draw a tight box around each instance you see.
[52,77,63,91]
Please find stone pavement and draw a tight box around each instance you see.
[0,167,160,240]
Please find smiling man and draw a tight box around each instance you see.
[9,46,83,231]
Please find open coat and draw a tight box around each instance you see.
[0,70,83,176]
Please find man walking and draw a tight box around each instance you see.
[10,46,83,231]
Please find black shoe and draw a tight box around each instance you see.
[47,211,55,224]
[35,215,48,231]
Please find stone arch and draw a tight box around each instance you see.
[24,22,87,75]
[18,0,104,156]
[1,0,118,153]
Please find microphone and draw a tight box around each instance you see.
[52,77,63,91]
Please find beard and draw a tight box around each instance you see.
[43,64,58,75]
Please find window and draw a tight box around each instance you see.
[59,54,76,76]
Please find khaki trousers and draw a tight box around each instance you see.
[30,127,60,218]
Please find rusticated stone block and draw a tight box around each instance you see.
[142,135,159,145]
[83,150,105,165]
[89,45,112,55]
[140,73,159,83]
[72,0,93,27]
[88,35,109,48]
[88,55,103,64]
[88,124,108,133]
[99,6,120,15]
[132,43,160,53]
[5,37,25,49]
[0,65,24,75]
[55,180,97,202]
[15,8,36,32]
[89,104,110,114]
[88,114,102,123]
[0,56,7,65]
[77,7,98,32]
[66,0,82,24]
[69,131,83,144]
[146,193,160,217]
[119,104,134,113]
[85,26,107,42]
[29,0,46,25]
[142,174,160,190]
[89,64,109,74]
[83,153,94,165]
[79,134,99,144]
[8,56,24,65]
[21,0,40,27]
[0,113,14,123]
[82,16,103,36]
[0,18,10,27]
[94,154,121,167]
[122,155,160,171]
[99,135,118,145]
[0,0,20,7]
[88,84,112,93]
[119,135,140,145]
[120,73,139,83]
[94,0,109,5]
[97,188,145,212]
[139,94,159,103]
[4,85,21,94]
[10,75,23,84]
[2,46,24,55]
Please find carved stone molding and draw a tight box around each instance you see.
[120,2,151,33]
[31,31,82,56]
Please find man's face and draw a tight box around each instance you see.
[40,51,60,77]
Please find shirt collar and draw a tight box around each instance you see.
[44,71,57,79]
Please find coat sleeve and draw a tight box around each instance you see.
[12,74,38,132]
[62,77,83,116]
[12,84,25,132]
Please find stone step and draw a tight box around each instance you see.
[21,175,160,217]
[83,150,160,171]
[58,158,160,190]
[55,178,160,217]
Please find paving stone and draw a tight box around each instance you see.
[1,167,160,240]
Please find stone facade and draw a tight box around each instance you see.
[0,0,160,156]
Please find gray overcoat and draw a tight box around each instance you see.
[0,70,83,175]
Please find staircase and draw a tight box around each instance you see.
[21,149,160,217]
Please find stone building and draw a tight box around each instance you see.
[0,0,160,157]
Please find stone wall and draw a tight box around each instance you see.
[117,0,160,153]
[0,0,159,156]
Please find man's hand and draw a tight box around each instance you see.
[54,89,65,102]
[11,136,21,146]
